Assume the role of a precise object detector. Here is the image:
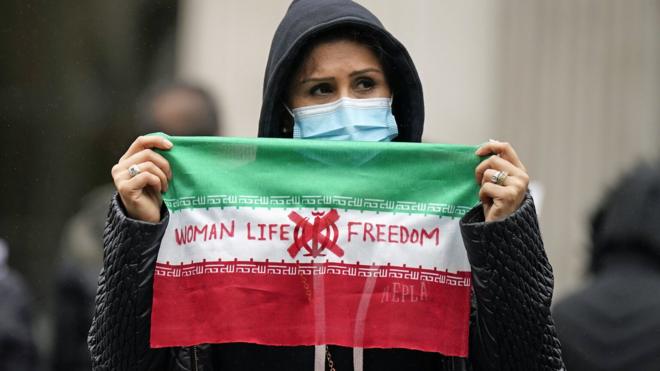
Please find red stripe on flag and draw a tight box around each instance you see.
[151,262,471,357]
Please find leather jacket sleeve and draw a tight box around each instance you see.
[88,194,169,371]
[460,194,565,371]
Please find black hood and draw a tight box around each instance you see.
[590,161,660,272]
[258,0,424,142]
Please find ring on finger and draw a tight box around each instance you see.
[128,164,141,178]
[490,170,508,186]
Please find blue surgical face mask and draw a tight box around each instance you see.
[286,97,398,141]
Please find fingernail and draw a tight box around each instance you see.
[164,139,174,148]
[488,138,498,143]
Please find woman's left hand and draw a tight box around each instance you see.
[474,140,529,222]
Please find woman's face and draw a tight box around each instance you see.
[288,40,391,109]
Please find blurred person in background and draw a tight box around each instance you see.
[89,0,565,370]
[554,161,660,371]
[0,238,39,371]
[136,81,220,137]
[52,81,219,371]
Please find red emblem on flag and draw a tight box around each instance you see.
[287,209,344,258]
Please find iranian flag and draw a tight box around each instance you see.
[151,136,480,357]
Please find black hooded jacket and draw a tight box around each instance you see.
[554,162,660,371]
[88,1,565,370]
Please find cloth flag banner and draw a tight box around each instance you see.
[151,135,480,357]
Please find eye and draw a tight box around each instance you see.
[309,83,333,96]
[355,77,376,91]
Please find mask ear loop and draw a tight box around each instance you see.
[388,94,400,141]
[283,102,295,117]
[282,102,295,135]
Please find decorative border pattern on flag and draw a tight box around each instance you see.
[155,260,471,286]
[163,194,472,218]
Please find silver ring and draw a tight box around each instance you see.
[490,170,508,186]
[128,164,141,178]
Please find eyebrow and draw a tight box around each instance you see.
[299,68,384,84]
[350,68,383,77]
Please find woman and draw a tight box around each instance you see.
[89,0,565,370]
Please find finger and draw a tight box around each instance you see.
[482,168,507,186]
[115,162,169,192]
[120,135,173,161]
[117,172,162,198]
[478,182,498,215]
[475,155,527,185]
[479,182,507,202]
[475,140,525,171]
[479,182,520,220]
[119,149,172,179]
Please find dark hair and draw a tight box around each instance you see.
[136,81,220,136]
[277,25,398,136]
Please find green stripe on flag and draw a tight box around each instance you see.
[153,135,481,218]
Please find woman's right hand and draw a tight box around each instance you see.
[111,136,174,223]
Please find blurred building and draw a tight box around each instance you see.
[177,0,660,298]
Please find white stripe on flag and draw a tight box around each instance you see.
[159,207,469,273]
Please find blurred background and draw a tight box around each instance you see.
[1,0,659,369]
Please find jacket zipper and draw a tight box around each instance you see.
[191,345,199,371]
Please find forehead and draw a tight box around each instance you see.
[297,40,382,78]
